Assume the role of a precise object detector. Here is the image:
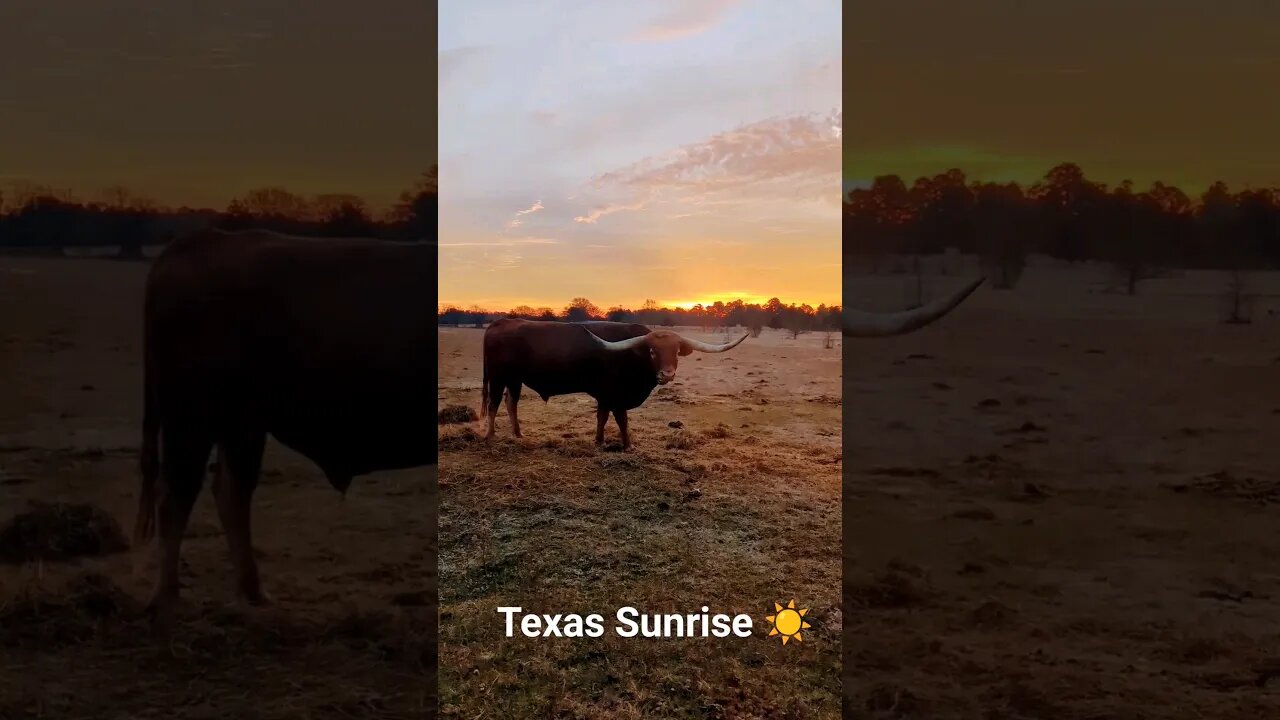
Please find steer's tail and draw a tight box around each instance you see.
[133,343,160,548]
[479,352,488,419]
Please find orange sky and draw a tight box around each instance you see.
[0,1,432,212]
[438,0,841,311]
[846,1,1280,192]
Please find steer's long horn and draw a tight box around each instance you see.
[580,326,651,351]
[678,331,750,353]
[843,276,985,337]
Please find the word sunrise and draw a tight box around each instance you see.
[497,606,755,639]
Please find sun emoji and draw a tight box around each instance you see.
[766,599,810,645]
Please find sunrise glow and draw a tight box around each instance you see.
[438,1,840,312]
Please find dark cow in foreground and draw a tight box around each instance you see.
[135,228,436,624]
[481,319,748,449]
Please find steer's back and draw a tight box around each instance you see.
[482,318,652,401]
[145,228,437,475]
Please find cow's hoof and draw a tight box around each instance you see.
[238,588,273,607]
[142,596,178,634]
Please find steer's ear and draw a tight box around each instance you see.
[677,340,694,356]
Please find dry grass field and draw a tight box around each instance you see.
[844,260,1280,719]
[7,252,1280,718]
[436,324,844,718]
[0,256,436,719]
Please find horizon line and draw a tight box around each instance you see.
[437,299,844,313]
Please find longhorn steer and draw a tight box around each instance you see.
[480,319,748,449]
[135,228,436,624]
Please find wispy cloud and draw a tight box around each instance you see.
[576,109,842,219]
[505,199,545,228]
[573,199,648,224]
[629,0,741,43]
[439,45,491,85]
[440,237,558,247]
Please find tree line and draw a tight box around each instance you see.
[0,167,437,257]
[844,163,1280,293]
[438,296,843,337]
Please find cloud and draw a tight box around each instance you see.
[629,0,741,43]
[582,109,842,210]
[573,199,648,224]
[439,45,491,84]
[552,110,843,231]
[440,237,558,247]
[505,199,544,228]
[531,110,558,126]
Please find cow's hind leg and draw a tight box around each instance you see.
[505,383,522,438]
[595,405,610,445]
[613,409,631,450]
[147,422,212,626]
[212,427,269,606]
[485,376,504,440]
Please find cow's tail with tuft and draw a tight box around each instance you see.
[134,324,160,548]
[479,350,489,419]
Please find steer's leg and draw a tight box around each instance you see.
[595,404,610,445]
[485,376,504,440]
[613,408,631,450]
[212,427,269,606]
[505,383,523,438]
[147,422,212,627]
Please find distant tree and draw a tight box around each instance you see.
[233,187,312,220]
[320,198,375,238]
[563,297,602,322]
[1100,181,1172,295]
[606,306,634,322]
[438,307,466,326]
[99,186,156,259]
[743,307,767,337]
[391,167,436,241]
[783,311,811,340]
[1028,162,1106,263]
[972,182,1031,289]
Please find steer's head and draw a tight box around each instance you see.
[582,327,750,384]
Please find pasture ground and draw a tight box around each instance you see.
[436,324,844,718]
[845,260,1280,718]
[7,253,1280,718]
[0,257,436,719]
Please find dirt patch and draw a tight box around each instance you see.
[1164,470,1280,503]
[848,567,932,609]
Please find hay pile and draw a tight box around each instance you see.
[438,404,479,425]
[0,572,139,648]
[0,502,129,563]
